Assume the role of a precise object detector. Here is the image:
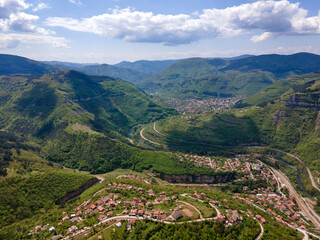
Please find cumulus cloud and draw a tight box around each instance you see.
[45,0,320,45]
[0,0,30,18]
[32,3,50,12]
[0,0,49,34]
[0,0,68,49]
[0,33,70,49]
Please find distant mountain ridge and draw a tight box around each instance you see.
[115,59,180,75]
[78,63,148,84]
[0,54,59,75]
[138,52,320,99]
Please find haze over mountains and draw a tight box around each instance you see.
[3,52,320,99]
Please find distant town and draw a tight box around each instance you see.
[161,96,246,114]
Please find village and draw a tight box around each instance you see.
[30,180,246,240]
[161,96,246,114]
[29,153,319,240]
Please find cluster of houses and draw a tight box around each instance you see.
[49,182,189,237]
[236,188,309,230]
[178,154,280,187]
[162,96,246,114]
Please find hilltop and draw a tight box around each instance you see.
[115,59,179,75]
[138,53,320,99]
[0,70,172,137]
[0,54,59,75]
[79,64,148,84]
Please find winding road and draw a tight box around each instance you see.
[271,148,320,193]
[140,127,163,146]
[270,166,320,228]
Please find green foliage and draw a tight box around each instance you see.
[79,64,148,84]
[138,53,320,99]
[0,171,94,227]
[0,131,40,176]
[115,59,179,75]
[243,72,320,106]
[0,70,173,137]
[111,217,260,240]
[0,54,58,75]
[142,113,260,153]
[44,131,218,176]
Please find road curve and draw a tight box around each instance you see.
[255,221,264,240]
[140,127,163,146]
[270,167,320,228]
[271,148,320,193]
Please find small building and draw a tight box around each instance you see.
[138,209,144,216]
[146,201,153,207]
[129,209,137,216]
[76,210,82,216]
[116,222,122,228]
[107,211,113,217]
[90,204,97,211]
[67,225,78,235]
[171,211,182,221]
[98,206,104,212]
[128,219,135,225]
[153,211,160,219]
[35,225,42,233]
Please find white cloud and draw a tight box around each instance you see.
[0,0,49,34]
[0,0,62,49]
[68,0,82,6]
[0,37,19,49]
[45,0,320,45]
[0,33,70,49]
[32,3,50,12]
[0,0,30,18]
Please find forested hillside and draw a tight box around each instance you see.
[242,72,320,172]
[138,53,320,99]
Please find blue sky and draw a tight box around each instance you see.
[0,0,320,64]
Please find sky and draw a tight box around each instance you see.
[0,0,320,64]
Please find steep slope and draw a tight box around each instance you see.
[139,53,320,99]
[0,70,197,175]
[0,54,58,75]
[0,70,173,137]
[241,72,320,106]
[79,64,148,84]
[138,57,272,98]
[223,52,320,78]
[115,59,179,75]
[242,73,320,172]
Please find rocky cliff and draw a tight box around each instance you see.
[158,172,236,184]
[281,93,320,108]
[56,177,99,204]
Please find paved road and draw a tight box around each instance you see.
[140,127,163,146]
[153,122,167,137]
[271,167,320,228]
[271,148,320,193]
[255,221,264,240]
